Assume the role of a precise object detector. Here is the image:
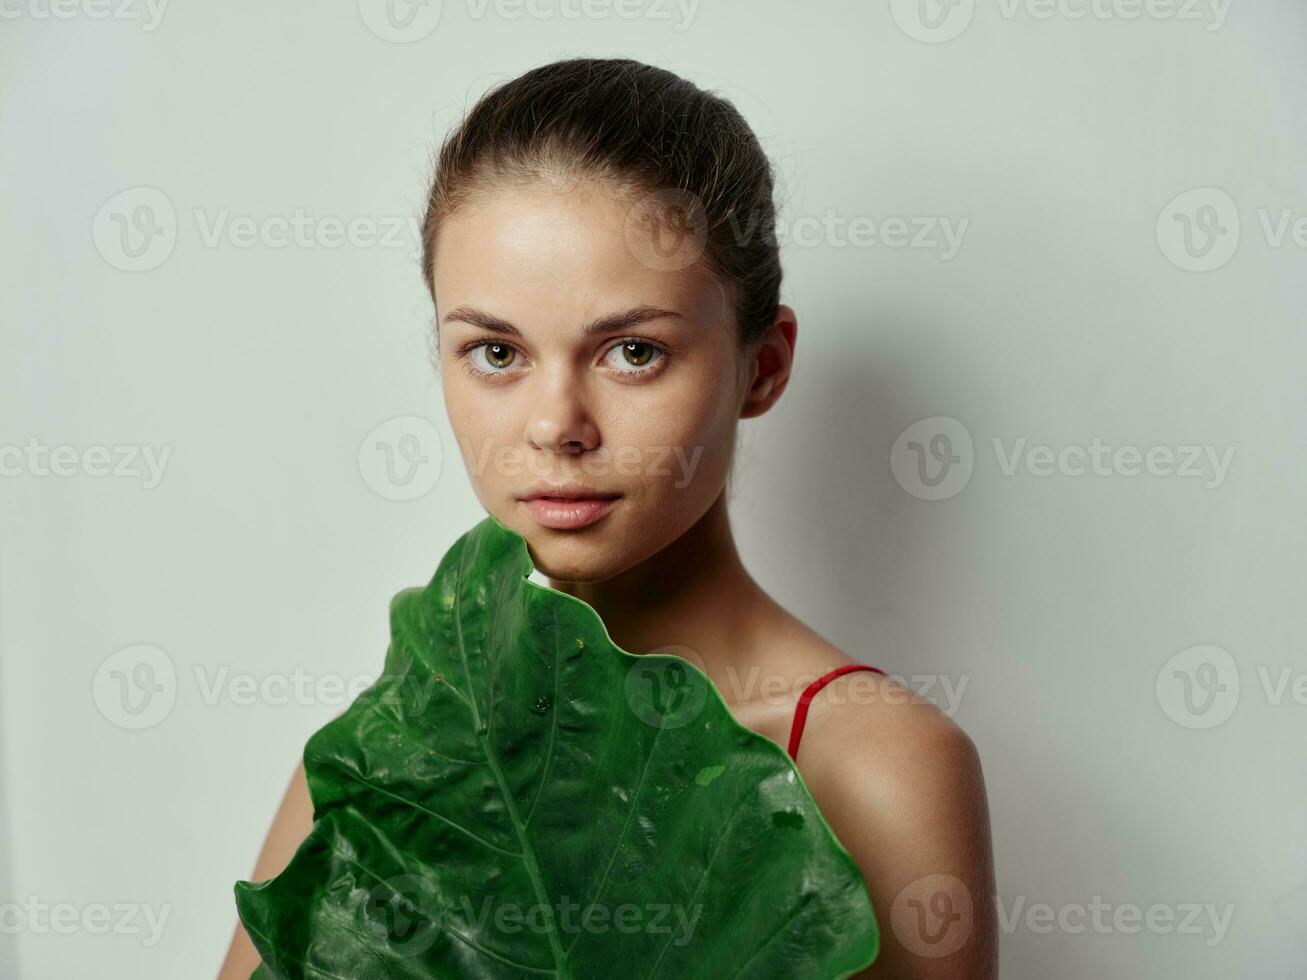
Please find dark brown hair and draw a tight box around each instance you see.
[420,57,782,350]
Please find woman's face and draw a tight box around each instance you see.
[432,180,751,582]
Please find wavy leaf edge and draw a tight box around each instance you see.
[234,512,880,979]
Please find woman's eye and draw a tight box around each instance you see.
[603,340,663,374]
[468,342,519,373]
[459,338,664,379]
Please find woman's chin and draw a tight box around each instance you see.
[505,520,643,584]
[522,538,629,584]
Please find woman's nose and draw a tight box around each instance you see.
[524,372,599,454]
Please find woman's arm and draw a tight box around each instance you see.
[216,761,313,980]
[797,675,998,979]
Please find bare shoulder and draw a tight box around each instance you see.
[798,665,988,854]
[786,644,984,820]
[798,661,974,770]
[788,644,997,979]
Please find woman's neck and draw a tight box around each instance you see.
[547,491,771,686]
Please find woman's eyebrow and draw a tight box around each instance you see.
[441,304,685,339]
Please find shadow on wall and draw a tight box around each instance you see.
[785,321,1120,980]
[765,321,965,670]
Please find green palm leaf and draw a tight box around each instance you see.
[235,514,878,978]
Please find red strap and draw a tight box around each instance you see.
[787,664,886,761]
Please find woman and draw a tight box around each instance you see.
[219,57,996,979]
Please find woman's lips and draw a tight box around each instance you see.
[522,496,619,530]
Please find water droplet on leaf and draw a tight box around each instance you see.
[772,808,805,829]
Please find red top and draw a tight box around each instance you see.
[787,664,886,761]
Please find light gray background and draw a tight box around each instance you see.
[3,1,1305,977]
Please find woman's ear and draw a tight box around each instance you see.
[740,304,798,420]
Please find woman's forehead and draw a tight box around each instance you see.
[435,183,655,279]
[433,183,730,335]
